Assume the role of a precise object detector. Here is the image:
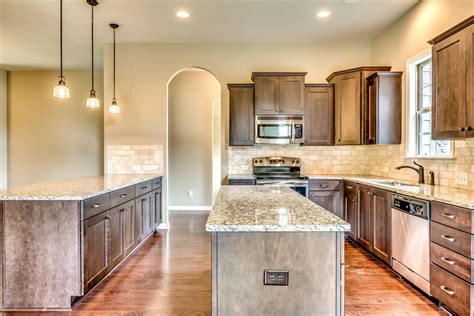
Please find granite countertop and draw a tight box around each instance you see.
[306,174,474,209]
[206,186,350,232]
[0,174,162,201]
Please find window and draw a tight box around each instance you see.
[407,51,452,158]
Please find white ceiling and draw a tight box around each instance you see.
[0,0,419,70]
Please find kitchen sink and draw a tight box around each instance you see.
[372,180,421,188]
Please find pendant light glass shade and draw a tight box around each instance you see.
[53,76,70,98]
[53,0,70,99]
[108,23,120,114]
[109,99,120,113]
[86,90,100,108]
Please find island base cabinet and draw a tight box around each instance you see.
[212,232,345,316]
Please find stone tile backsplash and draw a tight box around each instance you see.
[229,140,474,190]
[106,145,163,175]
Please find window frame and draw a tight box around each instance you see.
[406,49,453,159]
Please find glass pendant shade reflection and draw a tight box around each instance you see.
[86,0,99,108]
[53,0,70,98]
[108,23,120,114]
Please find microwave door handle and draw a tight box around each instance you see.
[291,124,296,144]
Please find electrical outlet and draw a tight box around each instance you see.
[188,191,193,198]
[264,269,289,286]
[455,172,469,185]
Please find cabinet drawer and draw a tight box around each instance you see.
[309,179,341,191]
[152,177,162,190]
[431,221,473,258]
[431,242,473,283]
[136,180,152,196]
[110,186,136,208]
[432,201,473,234]
[430,263,471,316]
[228,178,256,185]
[82,194,110,221]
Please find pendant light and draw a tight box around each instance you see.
[108,23,120,114]
[53,0,70,98]
[86,0,100,108]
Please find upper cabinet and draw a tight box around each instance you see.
[304,84,335,145]
[365,72,402,144]
[228,84,255,146]
[429,16,474,139]
[252,72,306,115]
[326,66,392,145]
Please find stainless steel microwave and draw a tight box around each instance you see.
[255,116,304,144]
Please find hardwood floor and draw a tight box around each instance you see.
[4,211,445,315]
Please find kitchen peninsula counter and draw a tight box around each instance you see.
[0,174,163,310]
[206,186,349,316]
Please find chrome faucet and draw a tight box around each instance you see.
[395,161,425,184]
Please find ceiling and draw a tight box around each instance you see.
[0,0,419,70]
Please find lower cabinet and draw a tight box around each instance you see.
[343,181,358,240]
[135,192,154,243]
[109,205,126,268]
[308,180,343,218]
[152,188,162,228]
[355,184,392,265]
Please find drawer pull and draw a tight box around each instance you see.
[120,193,128,198]
[346,186,353,190]
[440,257,456,265]
[319,184,329,188]
[141,186,148,190]
[92,203,102,208]
[440,285,455,296]
[441,235,455,242]
[441,213,455,219]
[120,208,126,213]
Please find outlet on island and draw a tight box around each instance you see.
[188,190,194,198]
[264,269,289,286]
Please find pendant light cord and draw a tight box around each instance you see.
[91,3,95,92]
[113,27,116,100]
[59,0,63,79]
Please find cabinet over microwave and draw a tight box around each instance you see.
[255,116,304,144]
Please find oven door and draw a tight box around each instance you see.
[256,179,309,198]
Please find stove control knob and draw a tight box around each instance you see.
[254,159,259,164]
[296,160,300,164]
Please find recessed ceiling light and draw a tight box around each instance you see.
[176,11,190,18]
[316,10,331,18]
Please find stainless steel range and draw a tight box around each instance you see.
[253,156,309,197]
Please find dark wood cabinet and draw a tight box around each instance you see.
[152,188,162,228]
[136,192,153,242]
[304,84,335,145]
[327,66,391,145]
[365,72,402,144]
[252,72,306,115]
[355,184,392,265]
[429,17,474,140]
[122,200,135,255]
[109,205,125,268]
[83,211,110,293]
[228,84,254,146]
[344,181,358,240]
[308,179,343,218]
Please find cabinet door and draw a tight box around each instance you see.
[83,211,109,292]
[229,85,254,145]
[304,85,335,145]
[254,76,280,115]
[357,185,372,250]
[153,189,162,228]
[309,190,342,218]
[371,188,391,265]
[344,187,358,240]
[122,201,135,255]
[109,206,125,269]
[432,29,467,139]
[279,76,305,115]
[135,197,145,243]
[366,77,377,144]
[143,192,154,237]
[335,72,361,145]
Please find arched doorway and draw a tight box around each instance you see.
[166,68,221,212]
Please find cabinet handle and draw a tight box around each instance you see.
[319,184,329,188]
[440,285,455,296]
[141,186,148,190]
[105,215,112,220]
[346,186,353,190]
[120,208,126,213]
[120,193,128,198]
[337,139,341,142]
[440,257,456,265]
[368,192,375,196]
[441,213,455,219]
[459,127,466,132]
[467,126,472,131]
[142,198,147,202]
[441,235,455,242]
[92,203,102,208]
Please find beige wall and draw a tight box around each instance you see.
[0,70,6,189]
[103,41,372,220]
[168,70,220,207]
[8,71,104,186]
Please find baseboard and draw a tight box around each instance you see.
[168,206,212,211]
[157,223,170,230]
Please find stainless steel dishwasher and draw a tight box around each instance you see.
[391,194,431,295]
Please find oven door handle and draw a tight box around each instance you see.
[257,180,308,186]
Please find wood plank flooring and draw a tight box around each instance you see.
[4,211,446,315]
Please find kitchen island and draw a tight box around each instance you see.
[206,186,350,316]
[0,174,163,310]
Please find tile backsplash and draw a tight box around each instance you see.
[229,141,474,190]
[106,145,163,175]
